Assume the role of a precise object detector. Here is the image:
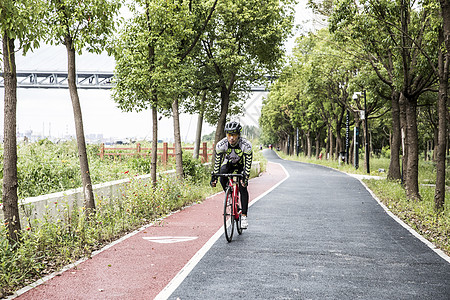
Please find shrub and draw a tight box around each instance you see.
[0,171,214,297]
[182,152,209,183]
[381,145,391,159]
[0,141,167,202]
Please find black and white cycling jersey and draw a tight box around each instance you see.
[213,137,253,177]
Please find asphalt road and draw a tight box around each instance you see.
[169,149,450,299]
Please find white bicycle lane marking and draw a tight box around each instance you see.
[143,236,198,244]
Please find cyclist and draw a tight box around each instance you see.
[210,121,253,229]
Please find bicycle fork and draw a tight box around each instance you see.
[232,182,241,219]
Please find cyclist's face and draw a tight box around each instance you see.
[226,133,239,146]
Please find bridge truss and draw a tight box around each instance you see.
[0,71,269,92]
[0,71,114,89]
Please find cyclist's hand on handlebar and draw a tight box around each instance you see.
[210,175,218,187]
[240,174,248,187]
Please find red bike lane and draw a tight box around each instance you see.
[13,162,287,300]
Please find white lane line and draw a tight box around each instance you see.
[155,162,290,300]
[358,179,450,264]
[143,236,198,244]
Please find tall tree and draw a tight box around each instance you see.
[46,0,121,212]
[1,0,44,243]
[199,0,296,146]
[113,0,217,180]
[163,0,217,179]
[434,0,450,211]
[330,0,439,200]
[328,0,405,180]
[112,2,166,186]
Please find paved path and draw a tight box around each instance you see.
[10,149,450,299]
[12,157,287,300]
[169,150,450,299]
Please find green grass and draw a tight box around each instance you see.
[0,142,267,298]
[276,151,450,256]
[0,140,216,202]
[0,167,214,297]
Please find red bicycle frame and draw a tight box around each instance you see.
[228,176,241,220]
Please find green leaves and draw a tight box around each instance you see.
[0,0,46,55]
[45,0,122,54]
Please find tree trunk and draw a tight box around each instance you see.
[315,138,320,159]
[2,33,21,243]
[335,118,343,158]
[388,91,402,180]
[193,92,206,159]
[306,130,312,158]
[151,103,158,186]
[435,0,450,211]
[354,120,362,168]
[214,86,230,147]
[301,131,306,155]
[193,113,203,160]
[433,126,439,162]
[399,93,408,184]
[65,36,95,212]
[172,97,183,179]
[329,127,334,160]
[405,95,420,200]
[435,76,448,211]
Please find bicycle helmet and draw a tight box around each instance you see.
[224,121,242,134]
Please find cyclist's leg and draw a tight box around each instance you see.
[238,183,249,229]
[234,165,248,216]
[239,184,249,215]
[219,163,231,191]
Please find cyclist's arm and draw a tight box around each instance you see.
[213,151,224,175]
[242,138,253,179]
[243,151,252,178]
[213,138,228,175]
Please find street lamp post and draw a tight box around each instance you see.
[352,91,370,173]
[345,110,349,164]
[363,90,369,174]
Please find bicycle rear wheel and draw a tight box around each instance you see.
[223,188,234,242]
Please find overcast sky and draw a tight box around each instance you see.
[1,1,321,142]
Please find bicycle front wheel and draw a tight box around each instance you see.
[223,188,234,242]
[236,192,242,235]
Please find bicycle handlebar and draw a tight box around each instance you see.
[212,173,243,178]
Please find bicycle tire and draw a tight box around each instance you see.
[236,192,242,235]
[223,187,234,242]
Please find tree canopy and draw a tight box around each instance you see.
[261,0,449,211]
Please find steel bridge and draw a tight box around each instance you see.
[0,71,269,91]
[0,71,114,90]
